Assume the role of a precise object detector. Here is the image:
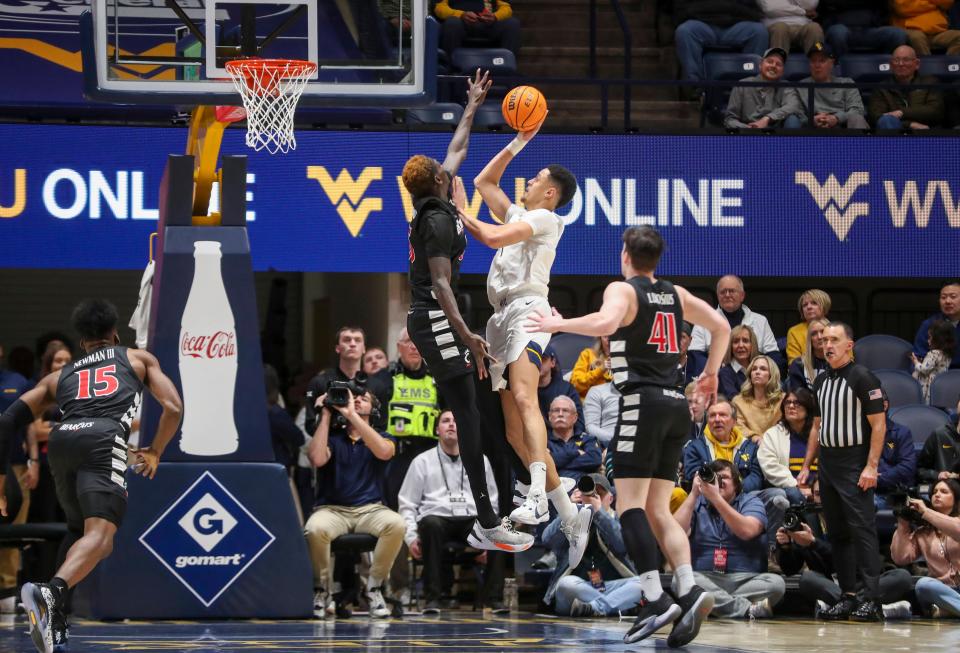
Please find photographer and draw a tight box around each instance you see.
[673,460,785,619]
[891,479,960,617]
[916,398,960,484]
[775,481,913,620]
[304,388,404,620]
[545,474,638,617]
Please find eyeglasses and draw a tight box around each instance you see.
[783,399,802,406]
[891,58,917,65]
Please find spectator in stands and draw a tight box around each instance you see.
[690,275,779,357]
[759,0,825,55]
[875,390,918,510]
[304,326,391,435]
[787,289,832,361]
[891,0,960,55]
[547,395,603,483]
[397,410,504,613]
[917,398,960,483]
[682,398,763,493]
[719,324,760,399]
[570,337,611,400]
[304,388,404,619]
[362,347,389,376]
[435,1,521,58]
[378,0,412,44]
[685,381,708,442]
[868,45,945,129]
[584,381,619,448]
[912,320,955,402]
[265,364,305,476]
[538,345,585,432]
[547,474,638,616]
[891,479,960,617]
[759,388,818,505]
[787,318,829,391]
[673,460,786,619]
[818,1,907,59]
[677,321,698,388]
[776,479,914,619]
[914,282,960,369]
[732,354,785,443]
[724,47,804,128]
[673,0,768,98]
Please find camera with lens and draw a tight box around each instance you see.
[888,485,928,527]
[323,376,368,409]
[697,463,716,485]
[783,502,823,532]
[577,475,597,497]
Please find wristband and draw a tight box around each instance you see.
[506,137,526,156]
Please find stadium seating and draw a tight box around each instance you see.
[450,48,517,75]
[889,403,953,447]
[702,53,761,127]
[875,369,923,408]
[406,103,464,126]
[853,334,914,371]
[919,55,960,82]
[929,369,960,411]
[472,103,508,129]
[549,333,595,374]
[839,55,892,83]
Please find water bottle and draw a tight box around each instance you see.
[503,577,518,613]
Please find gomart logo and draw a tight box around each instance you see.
[140,472,274,607]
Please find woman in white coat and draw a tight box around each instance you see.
[758,387,817,506]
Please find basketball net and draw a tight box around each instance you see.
[224,58,318,155]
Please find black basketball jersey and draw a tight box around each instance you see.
[408,196,466,309]
[55,346,143,435]
[610,277,684,392]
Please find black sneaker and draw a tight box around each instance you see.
[51,610,68,652]
[623,593,681,644]
[666,586,715,648]
[21,582,57,653]
[820,594,858,621]
[850,599,883,622]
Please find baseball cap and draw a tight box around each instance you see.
[681,321,693,337]
[762,47,788,62]
[543,344,560,366]
[587,473,613,496]
[807,41,836,59]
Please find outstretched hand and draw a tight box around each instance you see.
[466,69,492,107]
[694,371,718,407]
[452,176,468,211]
[525,307,564,334]
[517,111,547,143]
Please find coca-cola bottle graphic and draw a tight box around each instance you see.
[178,240,239,455]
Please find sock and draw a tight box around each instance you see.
[638,570,664,602]
[49,577,68,605]
[673,564,695,597]
[548,485,577,523]
[529,462,547,496]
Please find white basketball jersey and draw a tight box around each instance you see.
[486,204,563,308]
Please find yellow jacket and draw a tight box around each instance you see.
[569,347,612,399]
[786,322,807,362]
[732,393,783,442]
[891,0,954,34]
[435,0,513,21]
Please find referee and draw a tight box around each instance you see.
[798,322,886,622]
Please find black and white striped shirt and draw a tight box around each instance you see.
[812,361,885,448]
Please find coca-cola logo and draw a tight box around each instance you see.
[181,331,237,359]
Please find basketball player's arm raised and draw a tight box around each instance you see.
[427,256,494,380]
[132,351,183,479]
[452,177,533,249]
[473,119,544,221]
[525,281,634,336]
[441,69,491,177]
[0,372,59,516]
[677,285,730,404]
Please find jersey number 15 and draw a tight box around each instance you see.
[647,312,679,354]
[75,365,119,399]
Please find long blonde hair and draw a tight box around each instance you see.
[724,324,759,366]
[802,318,829,383]
[740,354,784,403]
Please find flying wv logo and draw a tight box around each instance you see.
[307,166,383,237]
[794,172,870,241]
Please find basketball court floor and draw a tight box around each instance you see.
[0,611,956,652]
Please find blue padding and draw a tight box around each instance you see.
[72,463,313,619]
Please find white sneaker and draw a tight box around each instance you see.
[510,492,550,525]
[366,587,391,619]
[814,599,830,619]
[467,518,534,552]
[560,506,593,569]
[514,478,576,506]
[313,590,328,614]
[747,597,773,619]
[883,600,913,620]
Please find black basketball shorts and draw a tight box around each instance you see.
[47,418,129,530]
[407,308,475,382]
[611,385,691,481]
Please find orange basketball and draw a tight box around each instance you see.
[501,86,547,131]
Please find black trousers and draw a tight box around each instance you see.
[819,444,883,600]
[418,515,504,602]
[799,568,913,606]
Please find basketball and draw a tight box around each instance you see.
[501,86,547,131]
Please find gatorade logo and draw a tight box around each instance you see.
[307,166,383,237]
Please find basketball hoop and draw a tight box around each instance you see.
[224,58,318,155]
